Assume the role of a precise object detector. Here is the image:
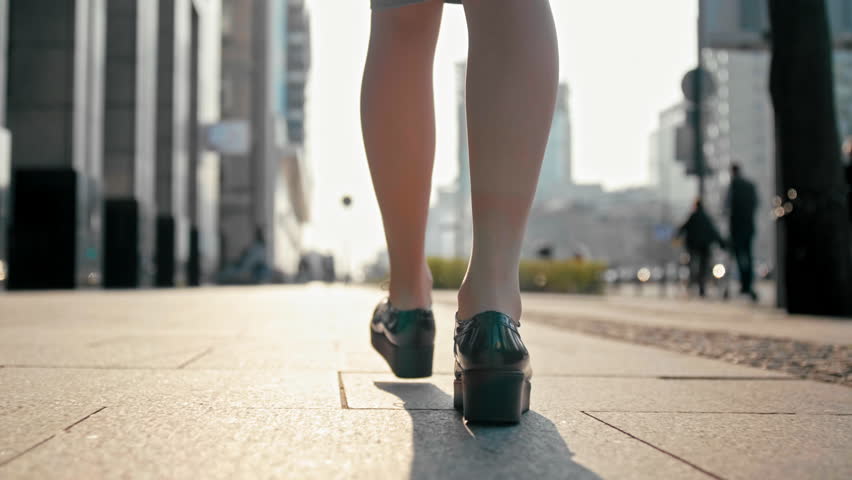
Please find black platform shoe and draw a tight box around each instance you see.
[370,298,435,378]
[453,311,531,424]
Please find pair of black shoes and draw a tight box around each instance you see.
[370,298,531,423]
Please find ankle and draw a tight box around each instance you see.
[388,266,433,310]
[457,276,522,321]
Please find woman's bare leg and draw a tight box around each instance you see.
[361,1,444,309]
[458,0,559,320]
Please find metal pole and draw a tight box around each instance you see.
[695,1,706,201]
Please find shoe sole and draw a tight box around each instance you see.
[370,330,434,379]
[453,370,531,424]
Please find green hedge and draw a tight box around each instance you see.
[428,257,606,294]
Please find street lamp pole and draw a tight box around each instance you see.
[341,195,353,283]
[694,1,706,202]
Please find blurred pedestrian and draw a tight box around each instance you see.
[845,140,852,222]
[678,199,725,297]
[363,0,558,423]
[725,163,759,301]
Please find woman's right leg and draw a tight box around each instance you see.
[361,0,444,310]
[458,0,559,321]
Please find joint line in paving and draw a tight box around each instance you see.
[64,406,107,432]
[583,410,801,415]
[657,376,798,381]
[581,411,726,480]
[337,371,350,409]
[176,347,215,369]
[0,434,55,468]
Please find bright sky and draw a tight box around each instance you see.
[302,0,698,274]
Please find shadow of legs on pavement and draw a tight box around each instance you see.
[374,381,601,480]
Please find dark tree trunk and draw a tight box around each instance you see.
[769,0,852,316]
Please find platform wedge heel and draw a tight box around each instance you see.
[370,298,436,379]
[453,311,532,424]
[454,370,531,423]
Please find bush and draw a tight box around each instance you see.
[427,257,606,294]
[428,257,468,289]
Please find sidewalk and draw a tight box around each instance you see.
[1,285,850,479]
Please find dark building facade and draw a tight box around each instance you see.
[0,0,221,290]
[0,0,9,287]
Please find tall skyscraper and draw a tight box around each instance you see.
[534,84,573,206]
[219,0,310,279]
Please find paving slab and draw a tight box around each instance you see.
[2,285,849,478]
[0,336,222,368]
[342,374,852,414]
[589,412,852,480]
[0,367,340,466]
[0,404,708,479]
[186,340,342,370]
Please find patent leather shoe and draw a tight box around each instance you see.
[370,298,435,378]
[453,310,531,423]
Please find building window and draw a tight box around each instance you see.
[844,0,852,30]
[221,76,235,113]
[739,0,765,32]
[222,0,234,38]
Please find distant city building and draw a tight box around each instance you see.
[432,63,576,259]
[425,186,460,259]
[285,0,310,146]
[453,62,472,260]
[523,186,670,265]
[700,0,852,50]
[699,48,852,266]
[702,50,774,263]
[535,84,573,206]
[647,101,697,222]
[834,51,852,144]
[219,0,310,281]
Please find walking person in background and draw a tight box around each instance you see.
[678,199,726,298]
[362,0,558,423]
[726,163,759,301]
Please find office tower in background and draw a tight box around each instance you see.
[219,0,310,280]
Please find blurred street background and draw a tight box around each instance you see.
[1,0,852,478]
[0,0,850,315]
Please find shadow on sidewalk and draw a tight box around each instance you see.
[375,382,601,480]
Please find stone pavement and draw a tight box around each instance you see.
[1,285,850,479]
